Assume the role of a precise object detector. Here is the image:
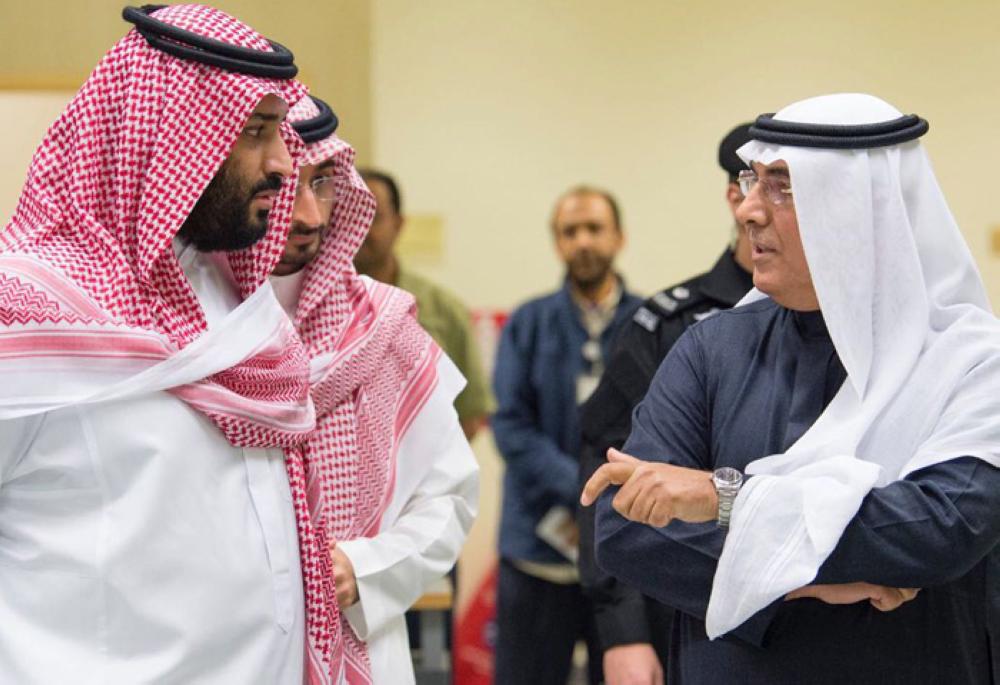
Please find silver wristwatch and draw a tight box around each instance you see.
[712,467,744,529]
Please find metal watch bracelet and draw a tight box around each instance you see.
[712,467,744,528]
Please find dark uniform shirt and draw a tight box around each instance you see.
[594,297,1000,684]
[577,250,753,658]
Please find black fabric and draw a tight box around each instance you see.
[718,123,753,178]
[493,558,603,685]
[749,112,928,149]
[577,250,753,661]
[122,5,298,78]
[291,97,339,143]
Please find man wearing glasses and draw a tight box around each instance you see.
[272,95,478,685]
[271,159,338,277]
[584,93,1000,684]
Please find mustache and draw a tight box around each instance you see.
[250,174,284,196]
[290,221,324,235]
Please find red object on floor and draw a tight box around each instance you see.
[453,563,499,685]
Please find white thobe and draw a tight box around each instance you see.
[0,244,305,684]
[339,355,478,685]
[271,273,479,685]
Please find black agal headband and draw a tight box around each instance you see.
[122,5,298,79]
[749,113,929,149]
[291,98,340,143]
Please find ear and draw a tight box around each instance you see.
[725,182,744,216]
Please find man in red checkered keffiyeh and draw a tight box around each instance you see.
[272,95,479,685]
[1,4,314,436]
[0,6,321,682]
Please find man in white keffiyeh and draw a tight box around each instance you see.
[583,93,1000,684]
[0,5,318,682]
[275,95,478,685]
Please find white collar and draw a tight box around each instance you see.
[268,269,306,320]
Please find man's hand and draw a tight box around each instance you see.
[786,583,920,612]
[603,643,664,685]
[330,543,359,608]
[460,416,486,441]
[580,448,717,527]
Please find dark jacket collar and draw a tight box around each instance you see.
[700,249,754,306]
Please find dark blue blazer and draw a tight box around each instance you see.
[492,280,640,564]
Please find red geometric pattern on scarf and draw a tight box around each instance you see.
[0,272,86,325]
[2,5,312,447]
[285,97,441,684]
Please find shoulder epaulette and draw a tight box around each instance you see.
[693,307,722,322]
[647,281,710,318]
[631,280,703,333]
[633,306,660,332]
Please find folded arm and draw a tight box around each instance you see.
[591,333,783,645]
[816,457,1000,588]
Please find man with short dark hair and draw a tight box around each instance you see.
[584,93,1000,684]
[356,168,494,440]
[577,123,755,685]
[0,6,315,682]
[492,186,641,685]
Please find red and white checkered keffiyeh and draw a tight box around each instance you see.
[285,96,442,685]
[0,5,314,446]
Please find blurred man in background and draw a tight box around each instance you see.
[492,186,641,685]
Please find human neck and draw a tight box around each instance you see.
[775,292,820,312]
[272,262,306,278]
[571,272,617,306]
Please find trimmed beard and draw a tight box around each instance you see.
[177,160,280,253]
[567,253,614,293]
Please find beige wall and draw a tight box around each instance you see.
[0,93,72,221]
[371,0,1000,310]
[0,0,372,189]
[7,2,996,301]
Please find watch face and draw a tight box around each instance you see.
[714,467,743,488]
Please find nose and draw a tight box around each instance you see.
[264,133,294,179]
[572,230,595,251]
[735,181,769,230]
[292,181,323,228]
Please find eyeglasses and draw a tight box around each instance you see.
[296,175,337,205]
[737,169,793,206]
